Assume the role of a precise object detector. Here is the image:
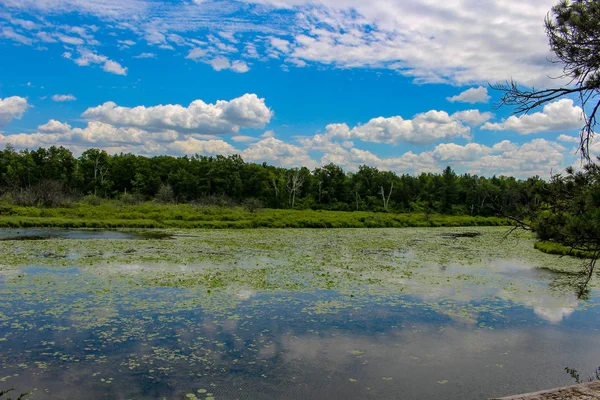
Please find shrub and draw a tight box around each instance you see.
[243,198,263,213]
[119,192,145,205]
[155,183,175,204]
[81,194,104,206]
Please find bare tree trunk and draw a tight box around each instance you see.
[380,182,393,212]
[271,177,279,205]
[286,169,305,209]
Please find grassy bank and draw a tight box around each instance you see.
[0,203,511,229]
[534,241,594,259]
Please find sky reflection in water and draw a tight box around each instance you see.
[0,227,598,400]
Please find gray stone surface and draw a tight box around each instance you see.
[490,382,600,400]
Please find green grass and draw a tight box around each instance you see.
[534,241,595,259]
[0,202,511,229]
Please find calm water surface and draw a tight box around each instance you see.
[0,227,598,399]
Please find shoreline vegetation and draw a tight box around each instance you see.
[0,203,583,261]
[0,146,587,259]
[0,202,510,229]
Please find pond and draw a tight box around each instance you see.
[0,227,598,399]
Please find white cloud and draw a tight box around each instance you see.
[431,142,493,162]
[0,114,572,179]
[81,93,272,134]
[447,87,491,104]
[468,139,566,177]
[52,94,77,102]
[482,99,583,134]
[242,137,316,168]
[118,39,136,47]
[208,57,231,71]
[102,59,128,75]
[198,0,560,85]
[10,18,39,30]
[0,27,33,45]
[38,120,72,134]
[207,57,250,73]
[231,60,250,73]
[134,52,156,59]
[231,135,259,143]
[312,138,567,178]
[557,134,579,143]
[0,96,29,127]
[186,48,207,60]
[36,31,57,43]
[0,0,565,85]
[325,110,471,145]
[270,37,290,52]
[166,138,237,156]
[55,33,85,45]
[451,110,493,126]
[320,146,438,174]
[64,48,128,75]
[145,29,166,45]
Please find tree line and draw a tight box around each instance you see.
[0,144,548,216]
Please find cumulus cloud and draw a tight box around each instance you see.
[431,142,494,162]
[0,96,29,127]
[451,110,493,126]
[556,134,579,143]
[447,87,491,104]
[467,139,566,177]
[52,94,77,102]
[324,110,471,145]
[38,119,72,134]
[241,137,316,168]
[313,138,567,178]
[482,99,583,134]
[166,137,237,156]
[81,93,272,134]
[1,119,205,156]
[0,116,572,179]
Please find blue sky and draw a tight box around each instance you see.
[0,0,589,178]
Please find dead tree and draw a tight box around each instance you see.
[286,169,304,208]
[380,182,393,212]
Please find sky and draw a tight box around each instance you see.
[0,0,593,178]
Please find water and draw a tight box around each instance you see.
[0,227,598,399]
[0,228,171,241]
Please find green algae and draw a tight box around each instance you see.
[0,227,597,399]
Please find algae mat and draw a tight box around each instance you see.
[0,227,599,399]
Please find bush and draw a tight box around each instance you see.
[119,192,145,205]
[81,194,104,206]
[11,180,70,208]
[243,198,263,213]
[155,183,175,204]
[194,195,236,208]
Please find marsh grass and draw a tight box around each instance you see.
[0,202,510,229]
[534,241,595,259]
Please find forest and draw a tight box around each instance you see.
[0,144,548,217]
